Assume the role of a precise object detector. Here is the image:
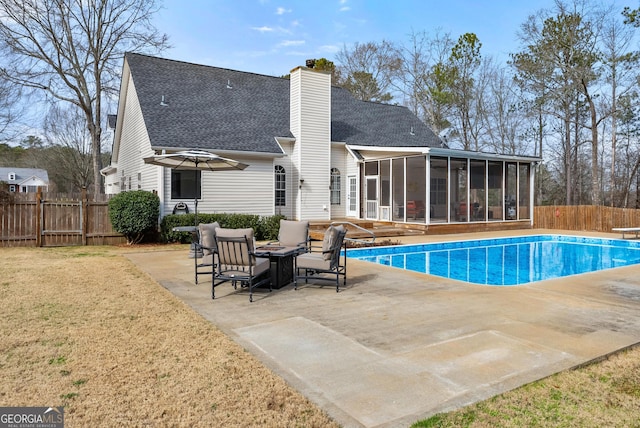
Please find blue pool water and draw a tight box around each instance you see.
[347,235,640,286]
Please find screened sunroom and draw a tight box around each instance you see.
[356,148,539,225]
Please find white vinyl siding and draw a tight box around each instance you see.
[161,156,274,216]
[117,73,156,198]
[290,67,331,220]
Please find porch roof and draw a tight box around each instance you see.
[347,145,542,163]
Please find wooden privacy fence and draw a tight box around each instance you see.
[0,188,126,247]
[534,205,640,232]
[1,197,636,247]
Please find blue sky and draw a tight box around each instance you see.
[153,0,636,76]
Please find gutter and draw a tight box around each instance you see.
[151,146,284,159]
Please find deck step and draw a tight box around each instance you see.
[308,224,425,241]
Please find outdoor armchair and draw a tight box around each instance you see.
[268,219,310,253]
[194,221,219,284]
[294,225,347,292]
[213,227,271,302]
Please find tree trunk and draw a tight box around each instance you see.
[610,80,617,207]
[564,112,572,205]
[581,80,600,206]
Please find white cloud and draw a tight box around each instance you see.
[252,26,275,33]
[276,26,293,35]
[339,6,350,12]
[276,7,292,15]
[251,25,294,35]
[333,21,347,32]
[284,50,309,57]
[319,44,340,54]
[279,40,305,47]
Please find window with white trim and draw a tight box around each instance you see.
[275,165,286,206]
[330,168,341,205]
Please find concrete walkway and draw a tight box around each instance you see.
[125,230,640,428]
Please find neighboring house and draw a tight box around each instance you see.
[0,167,49,193]
[102,53,540,228]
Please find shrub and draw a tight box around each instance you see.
[108,190,160,244]
[159,213,286,243]
[257,214,285,241]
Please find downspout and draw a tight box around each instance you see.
[530,162,536,227]
[159,149,166,219]
[425,153,430,227]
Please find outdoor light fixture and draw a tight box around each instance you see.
[299,178,304,189]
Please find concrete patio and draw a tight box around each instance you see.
[125,229,640,428]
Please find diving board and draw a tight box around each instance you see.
[612,227,640,239]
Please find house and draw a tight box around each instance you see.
[102,53,540,229]
[0,167,49,193]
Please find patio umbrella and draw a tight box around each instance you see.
[143,150,249,226]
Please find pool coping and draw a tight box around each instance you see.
[125,229,640,428]
[347,233,640,286]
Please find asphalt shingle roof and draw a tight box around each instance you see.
[0,167,49,184]
[125,53,442,153]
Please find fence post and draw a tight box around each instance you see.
[82,187,88,245]
[35,187,42,247]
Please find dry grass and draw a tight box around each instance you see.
[3,245,640,428]
[412,347,640,427]
[0,246,338,427]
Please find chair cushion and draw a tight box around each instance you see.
[200,253,216,266]
[199,222,220,254]
[321,225,346,260]
[278,220,309,247]
[254,257,270,276]
[218,256,270,277]
[215,228,256,265]
[321,226,337,260]
[297,252,331,270]
[215,227,254,239]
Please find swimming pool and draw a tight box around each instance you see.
[347,235,640,286]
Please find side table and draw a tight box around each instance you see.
[172,225,202,258]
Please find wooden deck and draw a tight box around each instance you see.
[308,219,532,242]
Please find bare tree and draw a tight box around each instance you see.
[43,104,94,192]
[601,13,639,206]
[336,40,401,102]
[481,61,530,155]
[512,1,605,205]
[613,94,640,207]
[0,75,22,139]
[0,0,169,196]
[395,30,456,135]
